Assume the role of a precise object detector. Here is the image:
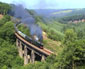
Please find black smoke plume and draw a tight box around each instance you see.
[10,4,43,41]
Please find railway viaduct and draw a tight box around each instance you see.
[15,33,53,65]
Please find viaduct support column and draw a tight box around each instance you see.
[31,50,35,63]
[24,46,28,65]
[19,41,23,58]
[16,38,18,47]
[41,55,45,62]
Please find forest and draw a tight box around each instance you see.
[0,2,85,69]
[58,14,85,24]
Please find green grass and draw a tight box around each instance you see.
[43,38,63,54]
[77,65,85,69]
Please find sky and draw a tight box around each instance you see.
[0,0,85,9]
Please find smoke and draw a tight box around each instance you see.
[29,24,43,41]
[10,4,43,40]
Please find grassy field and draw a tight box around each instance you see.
[43,32,63,54]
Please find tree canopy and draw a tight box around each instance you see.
[0,2,11,15]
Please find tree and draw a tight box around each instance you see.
[0,21,15,43]
[63,29,77,44]
[0,15,11,26]
[0,2,11,15]
[54,28,85,69]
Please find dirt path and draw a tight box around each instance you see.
[0,14,3,19]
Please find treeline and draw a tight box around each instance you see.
[0,2,11,15]
[59,14,85,23]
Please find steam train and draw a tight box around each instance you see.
[15,23,43,49]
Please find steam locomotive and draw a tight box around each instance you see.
[15,23,43,49]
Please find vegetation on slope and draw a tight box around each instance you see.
[0,15,23,69]
[38,21,65,41]
[62,22,85,39]
[0,2,85,69]
[0,2,11,15]
[58,14,85,24]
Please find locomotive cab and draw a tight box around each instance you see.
[32,34,43,49]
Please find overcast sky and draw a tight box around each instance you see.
[0,0,85,9]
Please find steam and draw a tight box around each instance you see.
[10,4,43,41]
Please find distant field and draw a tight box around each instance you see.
[52,10,72,15]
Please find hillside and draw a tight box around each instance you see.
[34,8,85,18]
[34,9,73,18]
[0,2,85,69]
[32,8,85,24]
[42,31,62,53]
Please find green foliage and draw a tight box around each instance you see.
[62,22,85,40]
[11,56,24,68]
[0,2,84,69]
[46,54,56,64]
[0,14,23,68]
[59,14,85,23]
[18,24,30,36]
[0,40,23,69]
[1,65,8,69]
[47,28,64,41]
[0,15,11,26]
[38,21,65,41]
[54,31,85,69]
[0,2,11,15]
[0,21,15,43]
[63,29,77,44]
[17,62,56,69]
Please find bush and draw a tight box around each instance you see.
[0,21,15,43]
[47,28,64,41]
